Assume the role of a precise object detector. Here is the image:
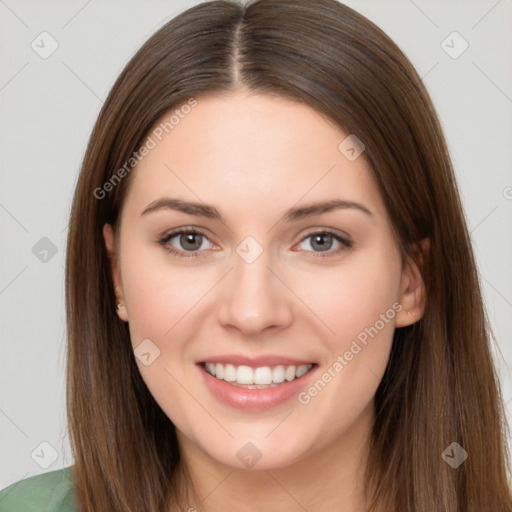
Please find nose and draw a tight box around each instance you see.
[216,245,294,336]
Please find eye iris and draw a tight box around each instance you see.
[181,233,202,251]
[311,234,333,252]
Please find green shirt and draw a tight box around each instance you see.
[0,466,76,512]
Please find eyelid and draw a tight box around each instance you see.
[294,228,353,256]
[155,226,217,256]
[296,226,351,243]
[157,226,213,242]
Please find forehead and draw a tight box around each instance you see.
[122,91,386,222]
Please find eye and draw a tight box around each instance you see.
[295,229,352,257]
[155,228,215,258]
[155,227,352,259]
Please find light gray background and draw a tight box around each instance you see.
[1,0,511,489]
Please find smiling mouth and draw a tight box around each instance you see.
[200,361,317,389]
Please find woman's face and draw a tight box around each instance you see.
[104,91,421,470]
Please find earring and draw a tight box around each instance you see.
[407,311,411,317]
[115,286,124,311]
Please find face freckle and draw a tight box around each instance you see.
[104,90,410,474]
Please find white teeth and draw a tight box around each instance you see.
[205,362,216,376]
[296,364,309,378]
[236,365,254,384]
[223,364,236,382]
[254,366,273,385]
[272,365,285,383]
[285,365,296,381]
[203,362,313,385]
[229,382,281,389]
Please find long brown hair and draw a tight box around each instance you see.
[65,0,512,510]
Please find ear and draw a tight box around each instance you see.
[395,238,429,327]
[103,223,128,322]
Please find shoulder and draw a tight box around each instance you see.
[0,466,77,512]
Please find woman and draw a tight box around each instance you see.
[1,0,510,510]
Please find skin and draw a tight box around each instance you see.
[103,90,426,512]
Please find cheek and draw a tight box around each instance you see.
[290,249,401,440]
[296,249,402,349]
[119,253,207,422]
[119,240,206,344]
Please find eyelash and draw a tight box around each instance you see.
[155,227,353,259]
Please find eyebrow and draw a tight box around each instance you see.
[140,197,373,222]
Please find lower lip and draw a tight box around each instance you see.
[197,363,318,411]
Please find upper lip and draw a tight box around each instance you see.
[197,355,316,368]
